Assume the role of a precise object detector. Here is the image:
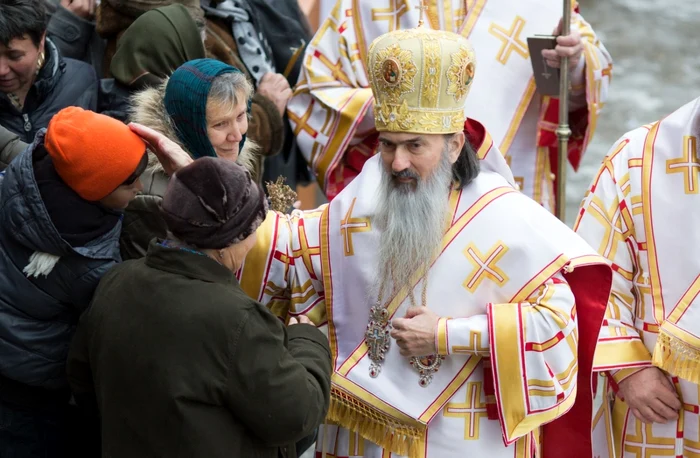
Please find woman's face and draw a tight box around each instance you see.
[206,92,249,162]
[0,34,44,94]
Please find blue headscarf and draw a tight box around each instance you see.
[164,59,251,158]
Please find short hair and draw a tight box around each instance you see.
[445,134,480,189]
[207,72,253,116]
[0,0,47,47]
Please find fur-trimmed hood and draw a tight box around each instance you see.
[128,80,258,180]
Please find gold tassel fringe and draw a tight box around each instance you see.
[327,386,426,458]
[652,329,700,384]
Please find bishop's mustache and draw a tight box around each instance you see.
[392,169,420,180]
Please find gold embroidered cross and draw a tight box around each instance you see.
[443,382,488,440]
[340,198,371,256]
[371,0,411,32]
[666,135,700,194]
[488,16,529,65]
[292,219,321,280]
[451,330,488,355]
[312,50,353,85]
[288,99,318,138]
[587,196,628,260]
[624,421,676,457]
[463,241,509,293]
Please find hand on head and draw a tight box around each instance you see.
[128,123,193,176]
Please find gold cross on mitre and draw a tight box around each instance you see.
[415,0,428,27]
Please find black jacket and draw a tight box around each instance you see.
[0,39,98,143]
[0,131,121,393]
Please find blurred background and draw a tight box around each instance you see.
[296,0,700,226]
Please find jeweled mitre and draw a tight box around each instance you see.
[368,26,476,134]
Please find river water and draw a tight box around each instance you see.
[567,0,700,225]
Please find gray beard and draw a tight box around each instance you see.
[372,151,453,299]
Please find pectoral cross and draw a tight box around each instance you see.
[416,0,427,26]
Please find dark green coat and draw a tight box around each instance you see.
[67,241,331,458]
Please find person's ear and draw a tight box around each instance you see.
[448,132,465,164]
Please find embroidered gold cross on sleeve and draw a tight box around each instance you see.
[666,135,700,194]
[340,198,371,256]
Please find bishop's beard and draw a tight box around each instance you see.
[372,150,453,299]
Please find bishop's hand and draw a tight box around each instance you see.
[391,307,439,357]
[618,367,681,424]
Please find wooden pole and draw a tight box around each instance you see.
[555,0,572,222]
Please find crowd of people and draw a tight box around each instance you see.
[0,0,697,457]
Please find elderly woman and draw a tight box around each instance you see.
[121,58,263,260]
[0,0,97,142]
[67,157,332,458]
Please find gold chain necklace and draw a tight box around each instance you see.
[365,272,444,387]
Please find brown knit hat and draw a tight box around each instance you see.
[161,157,269,249]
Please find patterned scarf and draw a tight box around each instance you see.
[201,0,275,85]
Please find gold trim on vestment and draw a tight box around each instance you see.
[436,317,449,355]
[328,378,426,458]
[499,78,537,154]
[652,323,700,384]
[239,211,278,301]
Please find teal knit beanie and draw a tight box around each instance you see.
[164,59,249,159]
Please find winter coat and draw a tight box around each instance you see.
[0,39,98,143]
[67,241,332,458]
[98,4,207,122]
[0,132,122,393]
[0,124,27,171]
[45,0,107,77]
[121,83,259,260]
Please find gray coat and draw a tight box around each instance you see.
[0,39,97,143]
[0,132,121,389]
[45,0,106,77]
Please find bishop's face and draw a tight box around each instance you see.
[378,132,462,191]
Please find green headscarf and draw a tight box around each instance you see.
[110,4,205,89]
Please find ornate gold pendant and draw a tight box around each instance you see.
[366,304,391,378]
[410,354,444,387]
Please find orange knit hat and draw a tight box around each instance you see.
[45,107,147,201]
